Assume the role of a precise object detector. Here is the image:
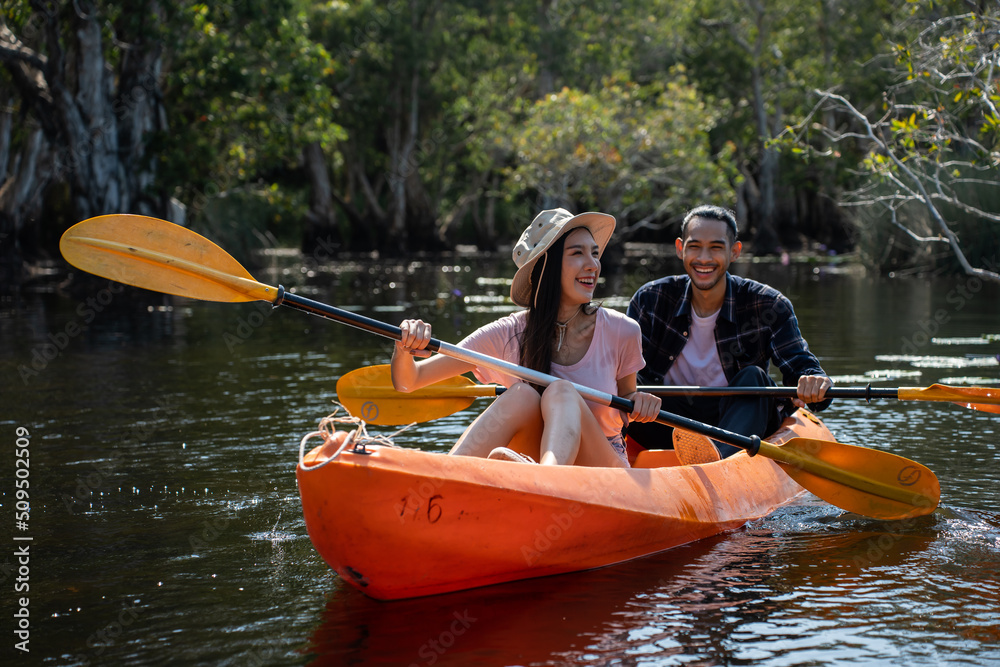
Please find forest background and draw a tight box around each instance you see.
[2,0,999,288]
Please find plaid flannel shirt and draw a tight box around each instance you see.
[626,273,831,412]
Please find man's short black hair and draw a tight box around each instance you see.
[680,205,739,244]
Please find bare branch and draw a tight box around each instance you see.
[805,89,1000,283]
[0,23,48,71]
[0,23,51,104]
[887,207,949,243]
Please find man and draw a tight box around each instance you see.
[625,204,832,461]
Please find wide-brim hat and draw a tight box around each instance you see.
[510,208,616,307]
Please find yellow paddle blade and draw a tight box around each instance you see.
[899,384,1000,413]
[60,215,277,303]
[761,438,940,520]
[336,365,498,425]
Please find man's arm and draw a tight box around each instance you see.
[769,295,833,411]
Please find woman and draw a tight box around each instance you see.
[391,208,662,467]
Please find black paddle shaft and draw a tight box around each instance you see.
[274,287,762,455]
[642,385,896,401]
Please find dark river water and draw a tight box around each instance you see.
[2,246,999,666]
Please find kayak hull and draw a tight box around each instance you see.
[296,410,833,600]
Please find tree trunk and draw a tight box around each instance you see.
[117,37,166,217]
[537,0,557,95]
[301,141,340,254]
[0,4,167,283]
[385,70,420,253]
[479,174,499,248]
[747,3,780,254]
[436,171,488,245]
[0,127,50,281]
[0,109,11,182]
[342,157,387,250]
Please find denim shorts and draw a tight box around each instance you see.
[608,434,629,465]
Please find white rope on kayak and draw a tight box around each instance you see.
[298,403,417,470]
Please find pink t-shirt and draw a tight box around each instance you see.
[457,308,646,439]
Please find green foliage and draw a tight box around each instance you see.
[158,1,344,220]
[500,75,735,221]
[6,0,996,273]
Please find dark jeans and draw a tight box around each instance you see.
[627,366,784,458]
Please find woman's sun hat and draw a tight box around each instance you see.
[510,208,616,307]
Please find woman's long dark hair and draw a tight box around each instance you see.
[518,228,597,382]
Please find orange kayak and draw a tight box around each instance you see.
[296,409,834,600]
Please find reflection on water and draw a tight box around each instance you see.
[876,354,1000,369]
[2,256,999,666]
[305,503,999,666]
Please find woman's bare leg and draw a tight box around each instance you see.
[449,383,544,458]
[538,381,627,468]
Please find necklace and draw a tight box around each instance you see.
[554,305,584,352]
